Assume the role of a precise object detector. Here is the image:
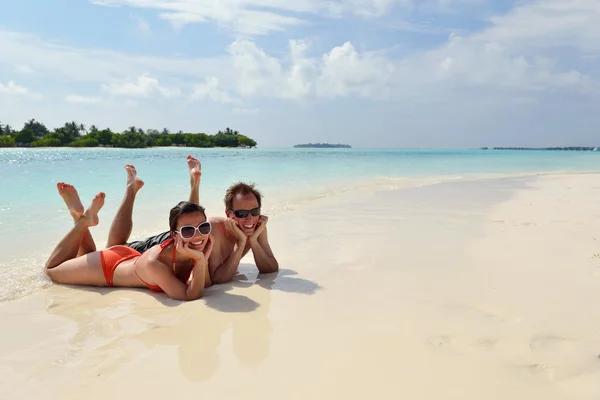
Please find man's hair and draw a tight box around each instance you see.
[224,182,262,210]
[169,201,206,232]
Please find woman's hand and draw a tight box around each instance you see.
[202,234,214,260]
[175,235,206,263]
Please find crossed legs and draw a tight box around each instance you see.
[45,192,107,286]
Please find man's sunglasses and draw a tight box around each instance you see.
[175,221,212,239]
[229,207,261,219]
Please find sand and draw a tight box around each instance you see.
[2,173,600,399]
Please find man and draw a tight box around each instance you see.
[106,155,278,285]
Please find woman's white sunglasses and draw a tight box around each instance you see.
[176,221,211,239]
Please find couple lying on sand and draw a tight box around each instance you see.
[45,155,279,301]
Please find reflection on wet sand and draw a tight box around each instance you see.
[43,266,322,383]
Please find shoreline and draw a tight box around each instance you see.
[2,169,600,304]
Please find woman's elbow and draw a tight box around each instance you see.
[184,290,205,301]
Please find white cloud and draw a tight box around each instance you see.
[190,76,242,104]
[482,0,600,54]
[232,107,260,115]
[101,74,182,98]
[0,30,228,84]
[225,39,394,100]
[514,96,538,106]
[90,0,405,35]
[132,15,152,36]
[0,0,598,118]
[14,64,35,74]
[65,94,103,104]
[4,0,600,108]
[0,80,41,100]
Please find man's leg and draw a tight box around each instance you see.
[187,155,201,204]
[57,182,97,256]
[106,164,144,248]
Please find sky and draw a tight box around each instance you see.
[0,0,599,148]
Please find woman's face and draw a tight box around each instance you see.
[174,211,211,251]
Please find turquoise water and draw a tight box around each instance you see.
[1,147,600,302]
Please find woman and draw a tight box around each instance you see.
[45,191,213,301]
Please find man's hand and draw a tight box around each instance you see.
[246,215,278,273]
[249,215,268,242]
[225,218,247,244]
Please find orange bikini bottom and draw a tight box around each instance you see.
[99,245,141,287]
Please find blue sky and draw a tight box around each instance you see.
[1,0,599,148]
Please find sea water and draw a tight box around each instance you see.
[1,147,600,301]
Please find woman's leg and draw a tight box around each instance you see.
[46,251,106,286]
[57,182,97,256]
[106,164,144,247]
[46,192,105,283]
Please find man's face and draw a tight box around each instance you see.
[226,193,261,236]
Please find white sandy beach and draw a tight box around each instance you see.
[2,173,600,399]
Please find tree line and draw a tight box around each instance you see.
[0,119,257,149]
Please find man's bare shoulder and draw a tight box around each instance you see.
[208,216,227,226]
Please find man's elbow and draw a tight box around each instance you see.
[259,260,279,274]
[211,273,230,285]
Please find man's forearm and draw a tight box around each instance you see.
[250,239,279,273]
[212,239,247,283]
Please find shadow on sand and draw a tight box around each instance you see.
[203,265,323,313]
[44,264,322,382]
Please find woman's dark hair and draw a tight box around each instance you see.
[169,201,207,232]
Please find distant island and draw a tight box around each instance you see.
[0,119,257,149]
[481,147,598,151]
[294,143,352,148]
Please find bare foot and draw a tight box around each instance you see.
[187,155,201,186]
[81,192,106,227]
[57,182,84,220]
[125,164,144,194]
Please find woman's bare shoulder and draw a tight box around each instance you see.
[136,245,168,269]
